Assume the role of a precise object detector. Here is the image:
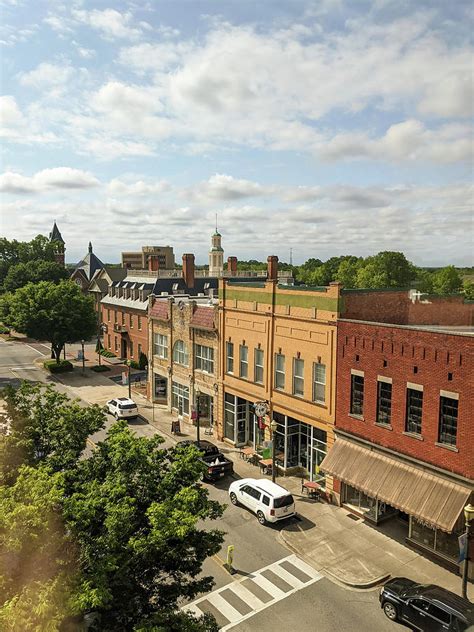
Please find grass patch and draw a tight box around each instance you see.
[43,359,73,374]
[91,365,111,372]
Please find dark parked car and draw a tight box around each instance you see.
[179,440,234,482]
[380,577,474,631]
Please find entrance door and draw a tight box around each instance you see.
[236,398,248,445]
[154,375,167,400]
[121,338,127,359]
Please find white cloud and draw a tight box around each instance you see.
[107,178,170,196]
[72,8,149,41]
[0,168,100,193]
[18,62,74,90]
[186,174,273,202]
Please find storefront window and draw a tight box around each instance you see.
[411,519,435,549]
[171,382,189,415]
[224,393,235,440]
[286,417,300,467]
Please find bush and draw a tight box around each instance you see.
[91,365,111,372]
[99,349,116,358]
[138,352,148,370]
[43,359,73,373]
[129,360,140,369]
[0,325,11,335]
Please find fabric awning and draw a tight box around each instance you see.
[320,438,473,532]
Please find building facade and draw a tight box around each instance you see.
[49,221,65,266]
[218,258,342,494]
[70,242,104,292]
[208,231,224,277]
[121,245,175,271]
[149,297,219,429]
[323,319,473,572]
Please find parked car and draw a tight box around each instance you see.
[228,478,296,525]
[105,397,138,420]
[380,577,474,631]
[179,440,234,482]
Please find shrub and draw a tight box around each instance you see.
[138,352,148,370]
[99,349,116,358]
[43,359,73,373]
[129,360,140,370]
[0,325,11,335]
[91,365,111,373]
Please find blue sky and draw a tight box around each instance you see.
[0,0,472,265]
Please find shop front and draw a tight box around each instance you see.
[153,372,168,402]
[321,436,472,569]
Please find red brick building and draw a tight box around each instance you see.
[323,319,473,573]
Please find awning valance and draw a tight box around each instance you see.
[320,438,473,532]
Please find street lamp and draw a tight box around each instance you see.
[461,502,474,599]
[270,418,278,483]
[126,359,132,399]
[195,388,201,446]
[80,339,85,376]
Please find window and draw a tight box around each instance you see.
[439,396,458,446]
[107,309,110,321]
[114,336,118,352]
[154,333,168,359]
[312,363,326,403]
[376,381,392,425]
[239,344,248,378]
[293,358,304,397]
[172,340,188,366]
[426,604,450,625]
[262,495,270,506]
[406,388,423,434]
[275,354,285,390]
[226,342,234,373]
[138,343,142,356]
[121,311,125,325]
[350,374,364,415]
[130,314,134,329]
[138,316,142,330]
[195,344,214,374]
[254,348,264,384]
[171,382,189,414]
[114,310,117,323]
[129,341,134,357]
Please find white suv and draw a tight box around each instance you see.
[106,397,138,419]
[228,478,296,525]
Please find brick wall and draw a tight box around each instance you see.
[336,320,474,479]
[343,290,474,326]
[101,304,149,362]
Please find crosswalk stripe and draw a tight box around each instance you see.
[207,593,242,623]
[249,572,285,599]
[182,603,204,617]
[287,555,323,580]
[230,581,265,611]
[272,564,305,588]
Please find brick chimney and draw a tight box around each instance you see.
[267,255,278,281]
[148,255,159,272]
[182,253,195,289]
[227,256,237,275]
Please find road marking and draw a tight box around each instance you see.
[25,343,47,356]
[8,366,36,371]
[182,554,323,630]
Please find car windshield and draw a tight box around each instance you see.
[119,403,137,410]
[273,494,294,508]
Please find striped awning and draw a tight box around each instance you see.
[320,438,473,533]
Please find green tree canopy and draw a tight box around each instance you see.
[1,280,96,362]
[0,235,60,291]
[355,251,416,288]
[3,260,69,293]
[431,266,463,295]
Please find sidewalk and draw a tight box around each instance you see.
[46,359,473,600]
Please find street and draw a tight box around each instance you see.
[0,339,400,632]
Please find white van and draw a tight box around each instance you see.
[228,478,296,525]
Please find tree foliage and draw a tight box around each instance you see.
[0,235,60,292]
[1,280,96,362]
[431,266,462,295]
[3,260,69,292]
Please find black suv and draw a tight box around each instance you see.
[380,577,474,631]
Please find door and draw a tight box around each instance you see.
[121,338,127,359]
[236,398,248,445]
[404,599,435,631]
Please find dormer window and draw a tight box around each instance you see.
[172,283,179,293]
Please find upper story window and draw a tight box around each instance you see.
[130,314,134,329]
[107,309,110,322]
[350,373,364,416]
[254,348,264,384]
[312,363,326,404]
[405,387,423,435]
[153,333,168,359]
[293,358,304,397]
[121,311,125,325]
[239,345,248,378]
[226,342,234,374]
[376,380,392,425]
[195,344,214,374]
[275,353,285,390]
[138,316,142,330]
[173,340,189,366]
[114,310,118,324]
[438,395,458,446]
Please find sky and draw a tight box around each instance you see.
[0,0,473,266]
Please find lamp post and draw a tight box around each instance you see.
[270,418,278,483]
[461,503,474,599]
[195,388,201,446]
[80,339,85,376]
[126,359,132,399]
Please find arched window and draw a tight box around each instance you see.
[173,340,189,366]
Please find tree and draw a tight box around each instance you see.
[335,257,362,287]
[62,422,224,631]
[1,382,104,482]
[414,269,434,294]
[1,280,96,363]
[463,280,474,300]
[356,251,416,288]
[3,260,69,292]
[431,266,462,295]
[0,235,59,291]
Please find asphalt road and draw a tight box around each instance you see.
[0,339,401,632]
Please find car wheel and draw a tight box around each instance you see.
[230,492,238,505]
[383,602,398,621]
[114,412,119,420]
[257,511,266,525]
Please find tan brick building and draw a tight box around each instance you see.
[218,257,343,493]
[149,296,219,428]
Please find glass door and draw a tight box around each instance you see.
[236,398,248,446]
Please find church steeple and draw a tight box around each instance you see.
[208,223,224,277]
[49,221,65,267]
[88,241,93,254]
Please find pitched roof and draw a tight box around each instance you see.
[49,221,64,244]
[72,243,104,282]
[150,300,169,321]
[190,305,216,329]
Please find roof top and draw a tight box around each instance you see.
[251,478,292,497]
[49,221,64,244]
[73,244,104,282]
[190,305,216,329]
